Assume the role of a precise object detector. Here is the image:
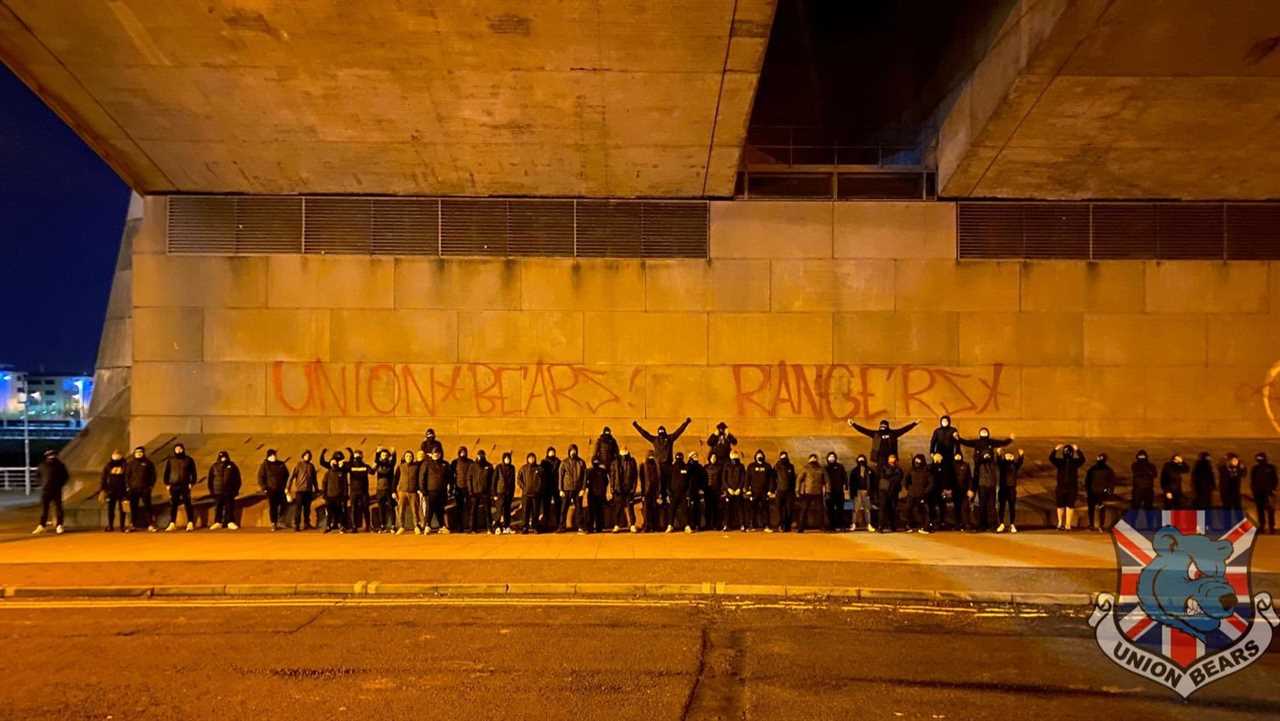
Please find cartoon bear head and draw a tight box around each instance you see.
[1136,526,1238,640]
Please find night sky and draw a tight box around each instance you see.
[0,64,130,374]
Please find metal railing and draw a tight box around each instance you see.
[0,467,39,495]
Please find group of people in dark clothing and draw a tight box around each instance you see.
[26,416,1280,537]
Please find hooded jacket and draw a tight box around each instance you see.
[100,458,128,497]
[849,460,876,494]
[38,456,70,496]
[746,453,772,498]
[976,454,1000,489]
[420,435,444,458]
[1218,460,1246,501]
[1085,460,1117,497]
[450,453,475,496]
[610,455,639,499]
[208,455,241,497]
[1191,455,1215,498]
[163,452,198,492]
[1160,459,1190,496]
[396,458,421,494]
[704,458,725,494]
[670,458,691,497]
[997,454,1023,489]
[288,457,318,497]
[125,454,156,493]
[587,461,610,497]
[540,453,561,495]
[258,456,289,494]
[420,457,450,493]
[592,431,620,468]
[348,454,373,497]
[824,459,847,498]
[850,420,918,465]
[904,455,932,498]
[517,462,543,498]
[558,446,587,494]
[374,453,397,495]
[687,459,707,498]
[319,452,347,499]
[773,455,796,495]
[796,460,826,496]
[877,462,904,496]
[722,457,746,495]
[706,429,737,463]
[1251,458,1278,498]
[469,456,493,496]
[1131,456,1158,492]
[1050,447,1086,490]
[494,459,516,497]
[640,457,664,498]
[633,418,692,465]
[953,458,974,493]
[929,418,960,458]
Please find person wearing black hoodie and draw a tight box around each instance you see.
[1160,454,1190,510]
[1191,452,1216,510]
[208,450,242,531]
[125,446,157,532]
[540,447,561,532]
[288,450,318,531]
[849,418,919,466]
[1130,451,1158,511]
[610,449,639,532]
[973,450,1000,532]
[371,449,397,533]
[633,417,692,502]
[703,452,725,531]
[517,452,544,533]
[952,452,973,531]
[257,449,290,531]
[876,455,904,533]
[638,450,663,531]
[347,449,373,533]
[746,450,772,532]
[849,455,877,531]
[687,452,708,530]
[319,449,347,533]
[585,456,610,533]
[99,450,128,531]
[592,426,620,469]
[420,428,444,458]
[1084,453,1117,531]
[706,422,737,465]
[162,443,198,532]
[824,452,847,532]
[468,450,493,534]
[996,450,1024,533]
[1050,444,1086,531]
[926,453,947,530]
[904,454,933,533]
[1251,452,1277,534]
[33,449,69,535]
[773,451,797,532]
[493,452,516,534]
[1218,453,1247,512]
[668,452,692,533]
[723,451,748,531]
[450,447,474,533]
[420,449,450,533]
[558,444,587,533]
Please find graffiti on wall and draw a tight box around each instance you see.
[269,360,1008,421]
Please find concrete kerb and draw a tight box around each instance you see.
[0,582,1097,607]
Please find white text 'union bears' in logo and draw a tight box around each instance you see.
[1089,509,1279,698]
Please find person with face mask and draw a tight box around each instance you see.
[610,448,639,533]
[1218,453,1246,512]
[706,422,738,465]
[972,450,999,532]
[517,452,544,533]
[639,450,663,532]
[468,450,494,534]
[585,456,610,533]
[319,449,347,533]
[33,449,69,535]
[1050,443,1085,530]
[952,453,973,532]
[1191,452,1216,510]
[1084,453,1117,531]
[1251,452,1277,534]
[420,428,444,458]
[257,448,290,532]
[371,449,397,533]
[723,451,748,532]
[347,449,373,533]
[540,447,561,532]
[926,453,948,530]
[849,418,919,467]
[558,444,587,533]
[773,451,797,532]
[493,452,516,534]
[668,452,693,533]
[633,417,693,508]
[99,450,128,531]
[395,451,421,535]
[124,446,157,533]
[929,416,960,460]
[824,452,848,532]
[996,450,1024,533]
[958,427,1014,459]
[703,452,725,532]
[420,449,450,533]
[795,454,826,533]
[449,447,474,533]
[876,455,904,533]
[686,452,707,531]
[1160,454,1190,510]
[848,455,876,531]
[288,450,318,531]
[593,426,620,469]
[745,450,772,532]
[1130,450,1157,511]
[162,443,197,532]
[903,454,933,533]
[207,450,241,531]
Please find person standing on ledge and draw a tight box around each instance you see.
[558,444,587,533]
[772,451,797,532]
[592,426,620,469]
[99,450,128,532]
[706,422,737,465]
[794,453,826,533]
[395,451,421,535]
[288,450,318,532]
[208,450,242,531]
[162,443,197,532]
[257,449,290,532]
[318,449,347,533]
[33,449,69,535]
[1251,452,1277,534]
[1159,453,1189,510]
[540,447,561,532]
[420,428,444,458]
[633,417,693,503]
[1050,443,1086,531]
[848,418,919,467]
[517,452,544,534]
[125,446,157,533]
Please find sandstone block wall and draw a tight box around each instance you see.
[123,197,1280,449]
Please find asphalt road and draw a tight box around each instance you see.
[1,597,1276,721]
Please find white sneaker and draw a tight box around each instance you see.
[55,525,65,535]
[685,526,693,534]
[764,527,774,533]
[920,528,931,535]
[440,527,451,534]
[629,525,637,533]
[664,525,673,533]
[32,524,45,535]
[868,525,877,533]
[165,522,176,532]
[996,523,1006,533]
[227,522,239,531]
[612,525,621,533]
[185,522,195,532]
[1010,525,1018,534]
[147,525,158,533]
[414,527,423,535]
[210,522,223,531]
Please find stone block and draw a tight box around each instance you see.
[133,195,168,254]
[832,312,959,365]
[459,311,583,363]
[104,268,132,320]
[708,313,832,364]
[644,367,740,419]
[96,317,132,368]
[201,416,331,435]
[330,310,457,362]
[133,254,268,308]
[133,362,266,416]
[203,309,328,362]
[395,258,522,310]
[1019,261,1145,312]
[644,260,771,312]
[958,312,1082,366]
[1145,261,1268,313]
[1082,366,1148,420]
[833,202,955,259]
[329,417,455,435]
[583,312,707,364]
[130,415,203,448]
[266,256,394,308]
[1207,314,1280,366]
[1020,367,1087,420]
[895,260,1019,311]
[518,259,646,311]
[457,417,585,439]
[710,201,832,258]
[1083,315,1206,366]
[770,260,895,312]
[1141,367,1204,421]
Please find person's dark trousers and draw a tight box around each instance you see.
[1257,496,1276,533]
[586,494,607,532]
[294,492,313,530]
[974,488,995,531]
[425,491,446,530]
[1162,492,1182,510]
[747,496,767,530]
[213,494,235,526]
[951,494,966,530]
[610,495,631,529]
[998,487,1017,527]
[349,494,370,532]
[105,496,124,529]
[1222,491,1242,511]
[324,499,344,530]
[469,494,491,533]
[519,496,537,532]
[795,495,821,532]
[1193,491,1213,510]
[543,492,560,532]
[39,493,63,527]
[671,492,690,530]
[560,495,582,531]
[704,494,723,530]
[907,497,929,530]
[127,490,152,528]
[774,491,794,531]
[1130,489,1154,512]
[877,492,897,531]
[448,492,467,532]
[727,496,746,530]
[376,493,395,531]
[1086,490,1108,528]
[168,489,194,527]
[827,494,846,531]
[266,490,287,527]
[495,493,513,531]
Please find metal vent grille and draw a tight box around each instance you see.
[168,197,235,253]
[576,201,642,257]
[956,203,1022,258]
[303,197,371,254]
[168,196,302,254]
[1226,204,1280,260]
[1091,204,1156,259]
[440,199,508,256]
[639,202,709,258]
[372,198,439,255]
[231,197,302,253]
[1022,203,1089,258]
[1155,204,1224,259]
[507,200,574,256]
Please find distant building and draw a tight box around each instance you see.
[0,368,93,432]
